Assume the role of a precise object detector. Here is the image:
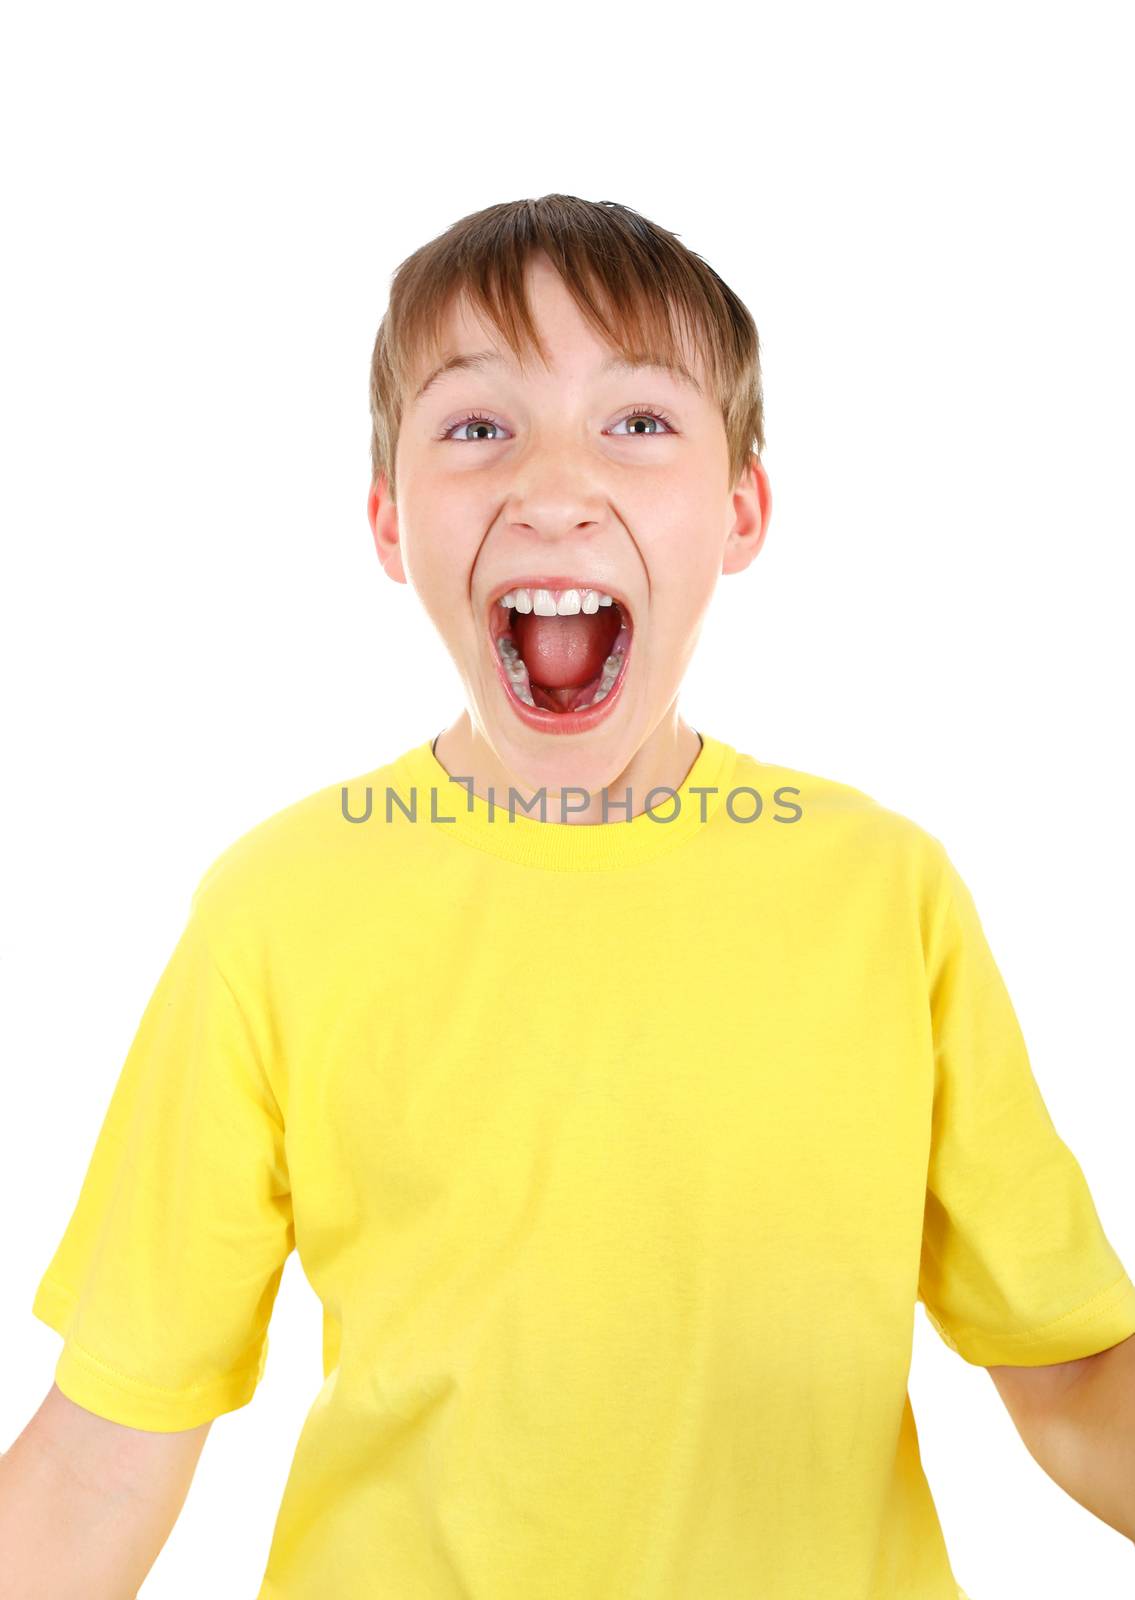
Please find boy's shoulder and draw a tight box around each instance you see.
[188,746,413,935]
[730,745,950,882]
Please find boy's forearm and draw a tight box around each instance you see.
[1029,1332,1135,1544]
[0,1434,179,1600]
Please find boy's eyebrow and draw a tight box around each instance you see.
[411,349,703,406]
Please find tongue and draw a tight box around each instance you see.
[512,609,621,700]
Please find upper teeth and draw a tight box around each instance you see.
[498,587,616,616]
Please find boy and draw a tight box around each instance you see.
[4,194,1134,1598]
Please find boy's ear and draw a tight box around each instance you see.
[721,453,772,577]
[368,474,408,585]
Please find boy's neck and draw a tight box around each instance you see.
[431,712,705,826]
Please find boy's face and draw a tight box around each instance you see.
[369,251,770,792]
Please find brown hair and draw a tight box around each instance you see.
[369,194,765,502]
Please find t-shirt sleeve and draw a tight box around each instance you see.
[31,882,294,1430]
[917,844,1135,1365]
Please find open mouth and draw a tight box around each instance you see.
[487,584,634,718]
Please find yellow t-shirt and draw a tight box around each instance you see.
[32,731,1135,1599]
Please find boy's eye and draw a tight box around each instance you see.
[438,405,677,444]
[442,414,509,443]
[609,407,676,437]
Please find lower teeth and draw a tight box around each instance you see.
[576,653,622,707]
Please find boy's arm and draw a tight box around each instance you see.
[988,1332,1135,1544]
[0,1382,212,1599]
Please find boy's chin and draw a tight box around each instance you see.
[477,681,667,803]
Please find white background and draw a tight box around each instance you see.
[2,2,1132,1594]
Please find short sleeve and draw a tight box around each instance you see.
[917,846,1135,1365]
[31,884,294,1430]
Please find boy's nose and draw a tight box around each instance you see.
[499,451,611,537]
